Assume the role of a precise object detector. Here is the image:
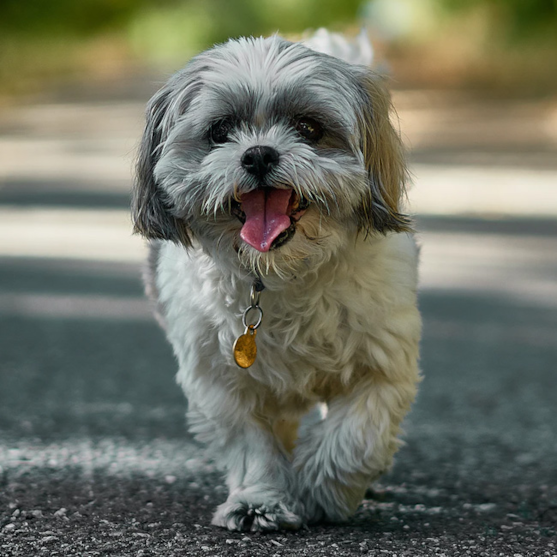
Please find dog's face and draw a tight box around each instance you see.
[133,36,409,278]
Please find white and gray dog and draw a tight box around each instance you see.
[132,33,421,531]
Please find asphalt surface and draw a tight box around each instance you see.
[0,78,556,556]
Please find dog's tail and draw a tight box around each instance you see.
[302,28,374,67]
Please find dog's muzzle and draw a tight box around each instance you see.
[232,188,309,252]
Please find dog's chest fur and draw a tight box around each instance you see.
[150,231,419,408]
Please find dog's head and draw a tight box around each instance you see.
[132,36,409,278]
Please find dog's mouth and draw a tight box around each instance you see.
[231,188,309,252]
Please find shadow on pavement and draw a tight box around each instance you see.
[0,178,130,209]
[417,214,557,237]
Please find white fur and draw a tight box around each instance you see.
[152,231,420,529]
[303,28,374,67]
[135,34,421,531]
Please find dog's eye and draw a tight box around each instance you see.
[209,120,232,144]
[296,118,323,142]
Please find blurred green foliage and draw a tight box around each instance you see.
[0,0,361,41]
[0,0,363,85]
[0,0,556,94]
[0,0,149,36]
[1,0,555,43]
[436,0,557,43]
[127,0,363,61]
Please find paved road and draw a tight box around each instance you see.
[0,79,556,556]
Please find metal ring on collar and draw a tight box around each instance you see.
[242,305,263,329]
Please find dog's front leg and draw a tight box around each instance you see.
[293,374,417,523]
[187,398,302,531]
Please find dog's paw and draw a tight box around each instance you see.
[212,497,302,532]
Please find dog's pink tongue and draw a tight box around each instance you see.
[240,189,292,252]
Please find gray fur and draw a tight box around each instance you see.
[132,35,409,251]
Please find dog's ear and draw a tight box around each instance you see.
[132,84,192,247]
[354,68,412,234]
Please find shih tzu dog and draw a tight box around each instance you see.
[132,32,421,531]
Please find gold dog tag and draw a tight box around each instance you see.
[233,325,257,368]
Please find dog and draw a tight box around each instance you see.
[132,32,421,531]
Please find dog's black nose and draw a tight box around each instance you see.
[241,146,280,179]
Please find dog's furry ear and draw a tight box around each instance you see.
[132,84,192,246]
[354,69,412,234]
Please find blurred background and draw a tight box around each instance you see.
[0,1,556,553]
[2,0,557,95]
